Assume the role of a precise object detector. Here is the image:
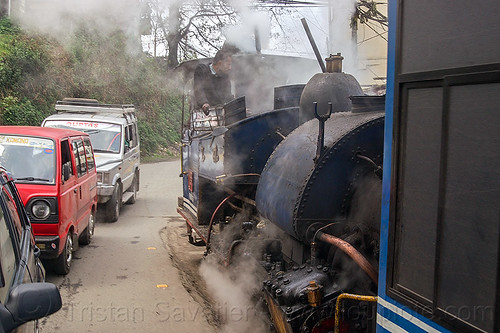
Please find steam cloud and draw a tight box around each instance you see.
[328,0,357,73]
[15,0,141,50]
[224,6,270,53]
[200,255,268,333]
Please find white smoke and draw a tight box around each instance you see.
[15,0,141,50]
[328,0,357,73]
[199,255,268,333]
[224,7,270,53]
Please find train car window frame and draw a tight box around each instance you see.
[387,69,500,333]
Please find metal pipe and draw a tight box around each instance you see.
[334,293,377,333]
[181,92,185,137]
[316,231,378,284]
[205,194,235,253]
[223,187,256,207]
[226,201,243,212]
[301,18,327,73]
[254,26,261,54]
[216,173,261,181]
[225,239,243,266]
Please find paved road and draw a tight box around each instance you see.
[40,160,216,333]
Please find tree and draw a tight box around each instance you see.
[145,0,238,68]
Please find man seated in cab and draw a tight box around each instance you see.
[193,44,239,116]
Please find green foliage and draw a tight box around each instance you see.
[0,18,46,93]
[0,96,45,125]
[137,95,183,156]
[0,18,59,126]
[0,18,183,159]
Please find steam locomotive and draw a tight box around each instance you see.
[178,52,384,332]
[178,1,499,332]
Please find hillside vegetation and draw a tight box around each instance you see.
[0,18,185,159]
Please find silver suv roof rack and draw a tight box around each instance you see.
[55,98,136,114]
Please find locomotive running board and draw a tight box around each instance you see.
[176,206,208,245]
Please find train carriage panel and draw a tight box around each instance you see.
[380,0,500,332]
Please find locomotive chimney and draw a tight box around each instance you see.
[325,53,344,73]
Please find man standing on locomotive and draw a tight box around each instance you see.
[193,45,238,115]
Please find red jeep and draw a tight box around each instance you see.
[0,126,98,274]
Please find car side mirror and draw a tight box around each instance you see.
[0,283,62,332]
[62,163,71,182]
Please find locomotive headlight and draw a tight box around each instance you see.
[32,200,51,219]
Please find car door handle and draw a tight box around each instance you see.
[74,188,78,193]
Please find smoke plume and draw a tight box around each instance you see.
[14,0,142,53]
[199,255,268,333]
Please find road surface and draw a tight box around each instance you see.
[39,160,216,333]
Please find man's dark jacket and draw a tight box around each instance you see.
[193,63,232,109]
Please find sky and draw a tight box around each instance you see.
[13,0,385,84]
[140,3,331,60]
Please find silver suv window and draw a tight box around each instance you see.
[44,120,122,154]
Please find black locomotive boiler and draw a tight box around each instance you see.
[178,54,385,333]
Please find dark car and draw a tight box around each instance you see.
[0,167,61,333]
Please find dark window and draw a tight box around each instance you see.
[131,123,138,147]
[0,188,19,303]
[83,138,95,171]
[3,181,28,230]
[125,124,133,149]
[1,188,22,239]
[61,140,74,178]
[389,75,500,333]
[72,139,87,177]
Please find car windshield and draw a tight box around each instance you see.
[0,135,56,184]
[44,120,122,153]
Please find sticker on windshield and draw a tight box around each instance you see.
[0,136,54,149]
[44,148,54,154]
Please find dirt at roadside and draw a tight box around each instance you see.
[160,217,222,332]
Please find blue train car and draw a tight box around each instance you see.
[377,1,500,332]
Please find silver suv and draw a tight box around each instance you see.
[42,98,140,222]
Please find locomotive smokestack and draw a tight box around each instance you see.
[326,53,344,73]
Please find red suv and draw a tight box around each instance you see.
[0,126,98,274]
